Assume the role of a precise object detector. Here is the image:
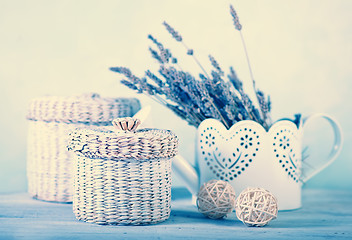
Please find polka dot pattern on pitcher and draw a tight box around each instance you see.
[272,128,301,182]
[197,119,303,184]
[199,126,260,181]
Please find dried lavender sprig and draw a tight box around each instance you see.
[229,4,271,127]
[227,66,257,122]
[162,22,233,126]
[163,22,182,42]
[161,65,229,127]
[185,76,218,120]
[117,66,171,108]
[257,91,270,114]
[179,72,224,125]
[163,86,203,126]
[148,34,183,70]
[228,66,243,91]
[201,71,236,129]
[114,63,255,128]
[256,90,272,127]
[149,47,163,64]
[226,67,264,125]
[216,74,248,125]
[160,48,172,64]
[110,67,139,84]
[145,70,164,87]
[148,36,171,64]
[209,55,224,76]
[139,77,162,95]
[148,34,163,49]
[163,21,210,79]
[220,82,246,125]
[229,5,256,91]
[230,5,242,30]
[121,79,138,91]
[111,11,274,129]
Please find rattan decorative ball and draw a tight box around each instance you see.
[196,180,236,219]
[235,187,278,227]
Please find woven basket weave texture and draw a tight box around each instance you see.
[27,93,140,203]
[68,127,178,225]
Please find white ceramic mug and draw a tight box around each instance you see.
[172,113,343,210]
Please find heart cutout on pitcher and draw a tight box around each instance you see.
[198,119,301,182]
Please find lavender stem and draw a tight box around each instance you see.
[239,31,267,127]
[181,42,210,79]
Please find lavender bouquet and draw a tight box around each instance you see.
[110,5,272,130]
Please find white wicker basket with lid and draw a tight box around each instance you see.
[26,93,140,203]
[68,118,179,225]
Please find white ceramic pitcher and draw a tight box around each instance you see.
[172,113,343,210]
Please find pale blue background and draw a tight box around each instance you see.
[0,0,351,193]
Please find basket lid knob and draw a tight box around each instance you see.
[112,117,141,132]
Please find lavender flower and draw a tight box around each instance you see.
[110,6,274,129]
[110,67,138,84]
[149,47,163,64]
[256,90,272,125]
[160,48,171,63]
[148,34,163,49]
[120,80,138,91]
[146,70,164,87]
[229,4,272,129]
[257,90,270,114]
[148,35,177,65]
[228,67,242,91]
[163,22,209,78]
[110,67,132,78]
[163,21,182,42]
[230,5,242,31]
[209,55,224,76]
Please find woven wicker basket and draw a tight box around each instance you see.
[68,123,178,225]
[26,93,140,203]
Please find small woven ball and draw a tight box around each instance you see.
[196,179,236,219]
[235,187,278,227]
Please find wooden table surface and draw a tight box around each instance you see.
[0,188,351,240]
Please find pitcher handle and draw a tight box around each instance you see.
[300,113,343,183]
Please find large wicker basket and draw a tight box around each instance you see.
[68,121,178,225]
[26,93,140,203]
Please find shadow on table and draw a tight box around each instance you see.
[164,209,243,227]
[168,209,335,229]
[167,204,338,229]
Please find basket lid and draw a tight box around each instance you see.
[27,93,141,124]
[68,119,178,160]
